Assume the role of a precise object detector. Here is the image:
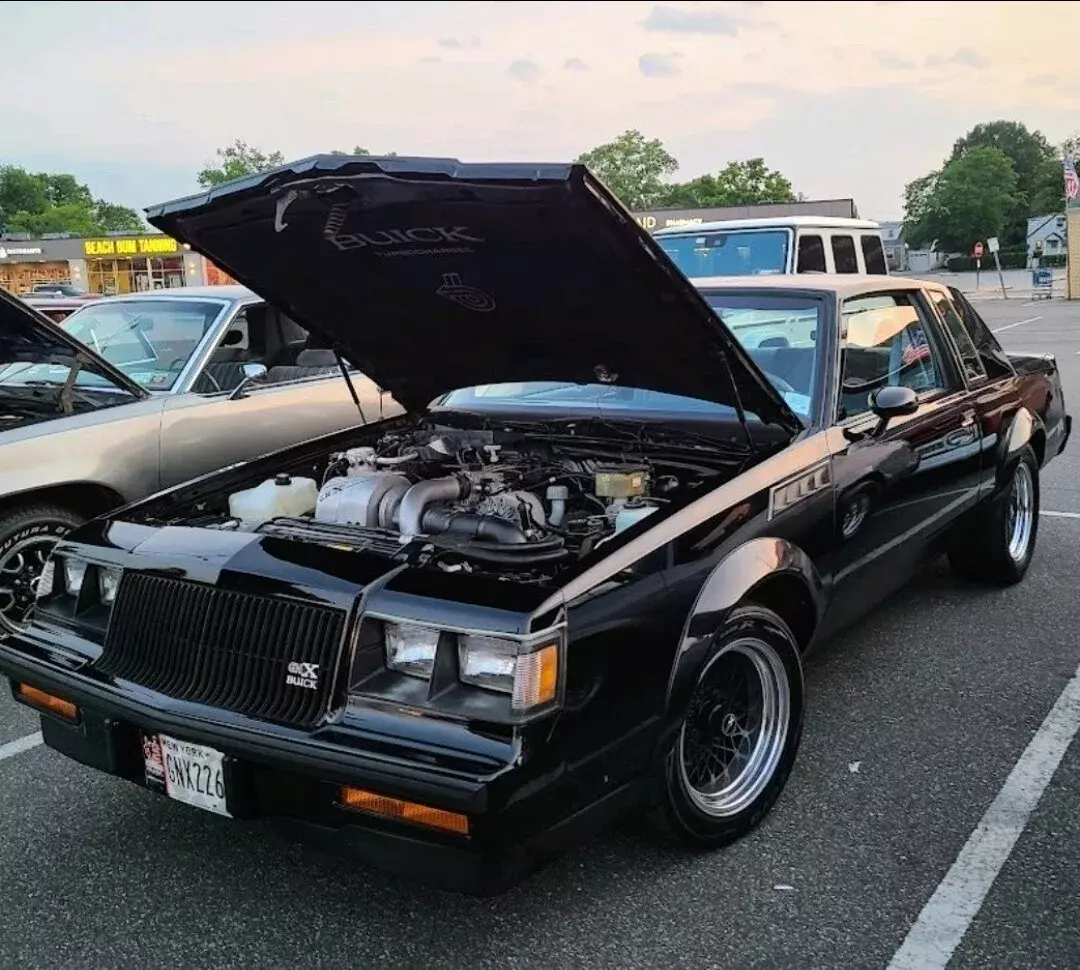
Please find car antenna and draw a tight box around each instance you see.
[333,349,367,424]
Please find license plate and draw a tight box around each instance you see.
[143,734,231,817]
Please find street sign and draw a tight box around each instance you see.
[973,242,984,258]
[987,237,1000,254]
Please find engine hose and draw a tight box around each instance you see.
[442,538,570,565]
[419,508,529,544]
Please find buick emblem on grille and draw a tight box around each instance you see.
[286,661,320,690]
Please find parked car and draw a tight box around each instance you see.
[0,284,396,633]
[30,283,91,298]
[653,216,887,279]
[0,156,1068,895]
[23,295,99,324]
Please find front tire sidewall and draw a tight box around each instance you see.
[659,606,805,847]
[1000,448,1039,580]
[0,510,82,636]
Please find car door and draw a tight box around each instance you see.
[819,288,984,633]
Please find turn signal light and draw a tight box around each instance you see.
[339,785,470,836]
[14,683,79,722]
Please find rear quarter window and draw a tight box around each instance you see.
[831,235,859,274]
[797,234,826,273]
[861,235,887,274]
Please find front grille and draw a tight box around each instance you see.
[95,574,347,729]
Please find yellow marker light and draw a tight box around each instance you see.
[511,643,559,712]
[339,786,470,836]
[15,683,79,722]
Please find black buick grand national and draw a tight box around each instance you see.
[1,155,1070,894]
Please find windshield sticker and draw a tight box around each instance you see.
[436,273,496,312]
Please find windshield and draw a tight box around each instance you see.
[438,293,822,423]
[656,229,791,278]
[0,298,226,393]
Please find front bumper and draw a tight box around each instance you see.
[0,634,642,895]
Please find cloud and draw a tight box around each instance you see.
[563,57,589,72]
[926,48,990,69]
[506,59,542,83]
[437,36,480,49]
[642,5,743,35]
[419,55,441,64]
[1030,74,1058,86]
[638,51,682,77]
[878,52,914,70]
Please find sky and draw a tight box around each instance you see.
[3,0,1080,221]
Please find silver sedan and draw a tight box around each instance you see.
[0,285,399,632]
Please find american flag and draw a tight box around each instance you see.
[1065,157,1080,202]
[901,329,932,367]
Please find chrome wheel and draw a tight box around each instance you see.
[0,535,57,634]
[678,638,791,819]
[1005,462,1034,563]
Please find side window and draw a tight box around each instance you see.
[860,235,887,274]
[932,292,986,383]
[838,292,948,420]
[797,234,826,273]
[831,235,859,274]
[948,287,1014,377]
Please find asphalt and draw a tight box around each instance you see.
[2,296,1079,970]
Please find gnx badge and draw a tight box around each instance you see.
[286,661,320,690]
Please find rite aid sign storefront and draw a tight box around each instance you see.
[0,233,206,295]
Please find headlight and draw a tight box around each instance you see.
[458,634,559,712]
[62,558,87,595]
[98,567,123,606]
[384,622,440,678]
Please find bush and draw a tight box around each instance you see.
[943,246,1042,272]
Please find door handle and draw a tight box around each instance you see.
[961,410,976,428]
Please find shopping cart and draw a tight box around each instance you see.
[1031,266,1054,300]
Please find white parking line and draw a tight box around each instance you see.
[887,661,1080,970]
[992,316,1042,333]
[1042,510,1080,519]
[0,731,42,763]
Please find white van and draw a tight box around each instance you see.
[652,216,888,279]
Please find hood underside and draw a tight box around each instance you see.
[145,154,798,431]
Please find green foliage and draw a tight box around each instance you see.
[0,165,143,236]
[196,140,286,188]
[575,130,679,209]
[949,121,1062,244]
[661,158,797,208]
[904,147,1017,253]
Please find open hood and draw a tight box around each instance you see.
[145,154,798,432]
[0,288,148,399]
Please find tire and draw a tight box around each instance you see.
[650,604,806,847]
[0,505,85,636]
[948,445,1039,586]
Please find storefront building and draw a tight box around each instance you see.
[631,197,861,232]
[0,233,208,296]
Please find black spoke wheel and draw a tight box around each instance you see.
[0,506,85,636]
[652,604,805,847]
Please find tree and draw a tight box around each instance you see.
[950,121,1060,241]
[0,166,143,236]
[575,129,678,209]
[904,147,1017,252]
[661,158,797,208]
[196,139,286,188]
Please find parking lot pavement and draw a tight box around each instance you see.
[1,298,1079,970]
[0,681,38,746]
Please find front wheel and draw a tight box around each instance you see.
[651,605,805,847]
[948,445,1039,586]
[0,505,85,636]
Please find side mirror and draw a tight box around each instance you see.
[869,385,918,433]
[229,362,268,400]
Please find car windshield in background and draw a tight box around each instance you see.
[0,298,225,393]
[657,230,790,278]
[440,293,822,423]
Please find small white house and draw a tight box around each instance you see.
[1027,213,1067,261]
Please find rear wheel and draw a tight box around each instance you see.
[651,605,805,847]
[948,446,1039,586]
[0,506,84,636]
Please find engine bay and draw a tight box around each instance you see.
[160,421,743,583]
